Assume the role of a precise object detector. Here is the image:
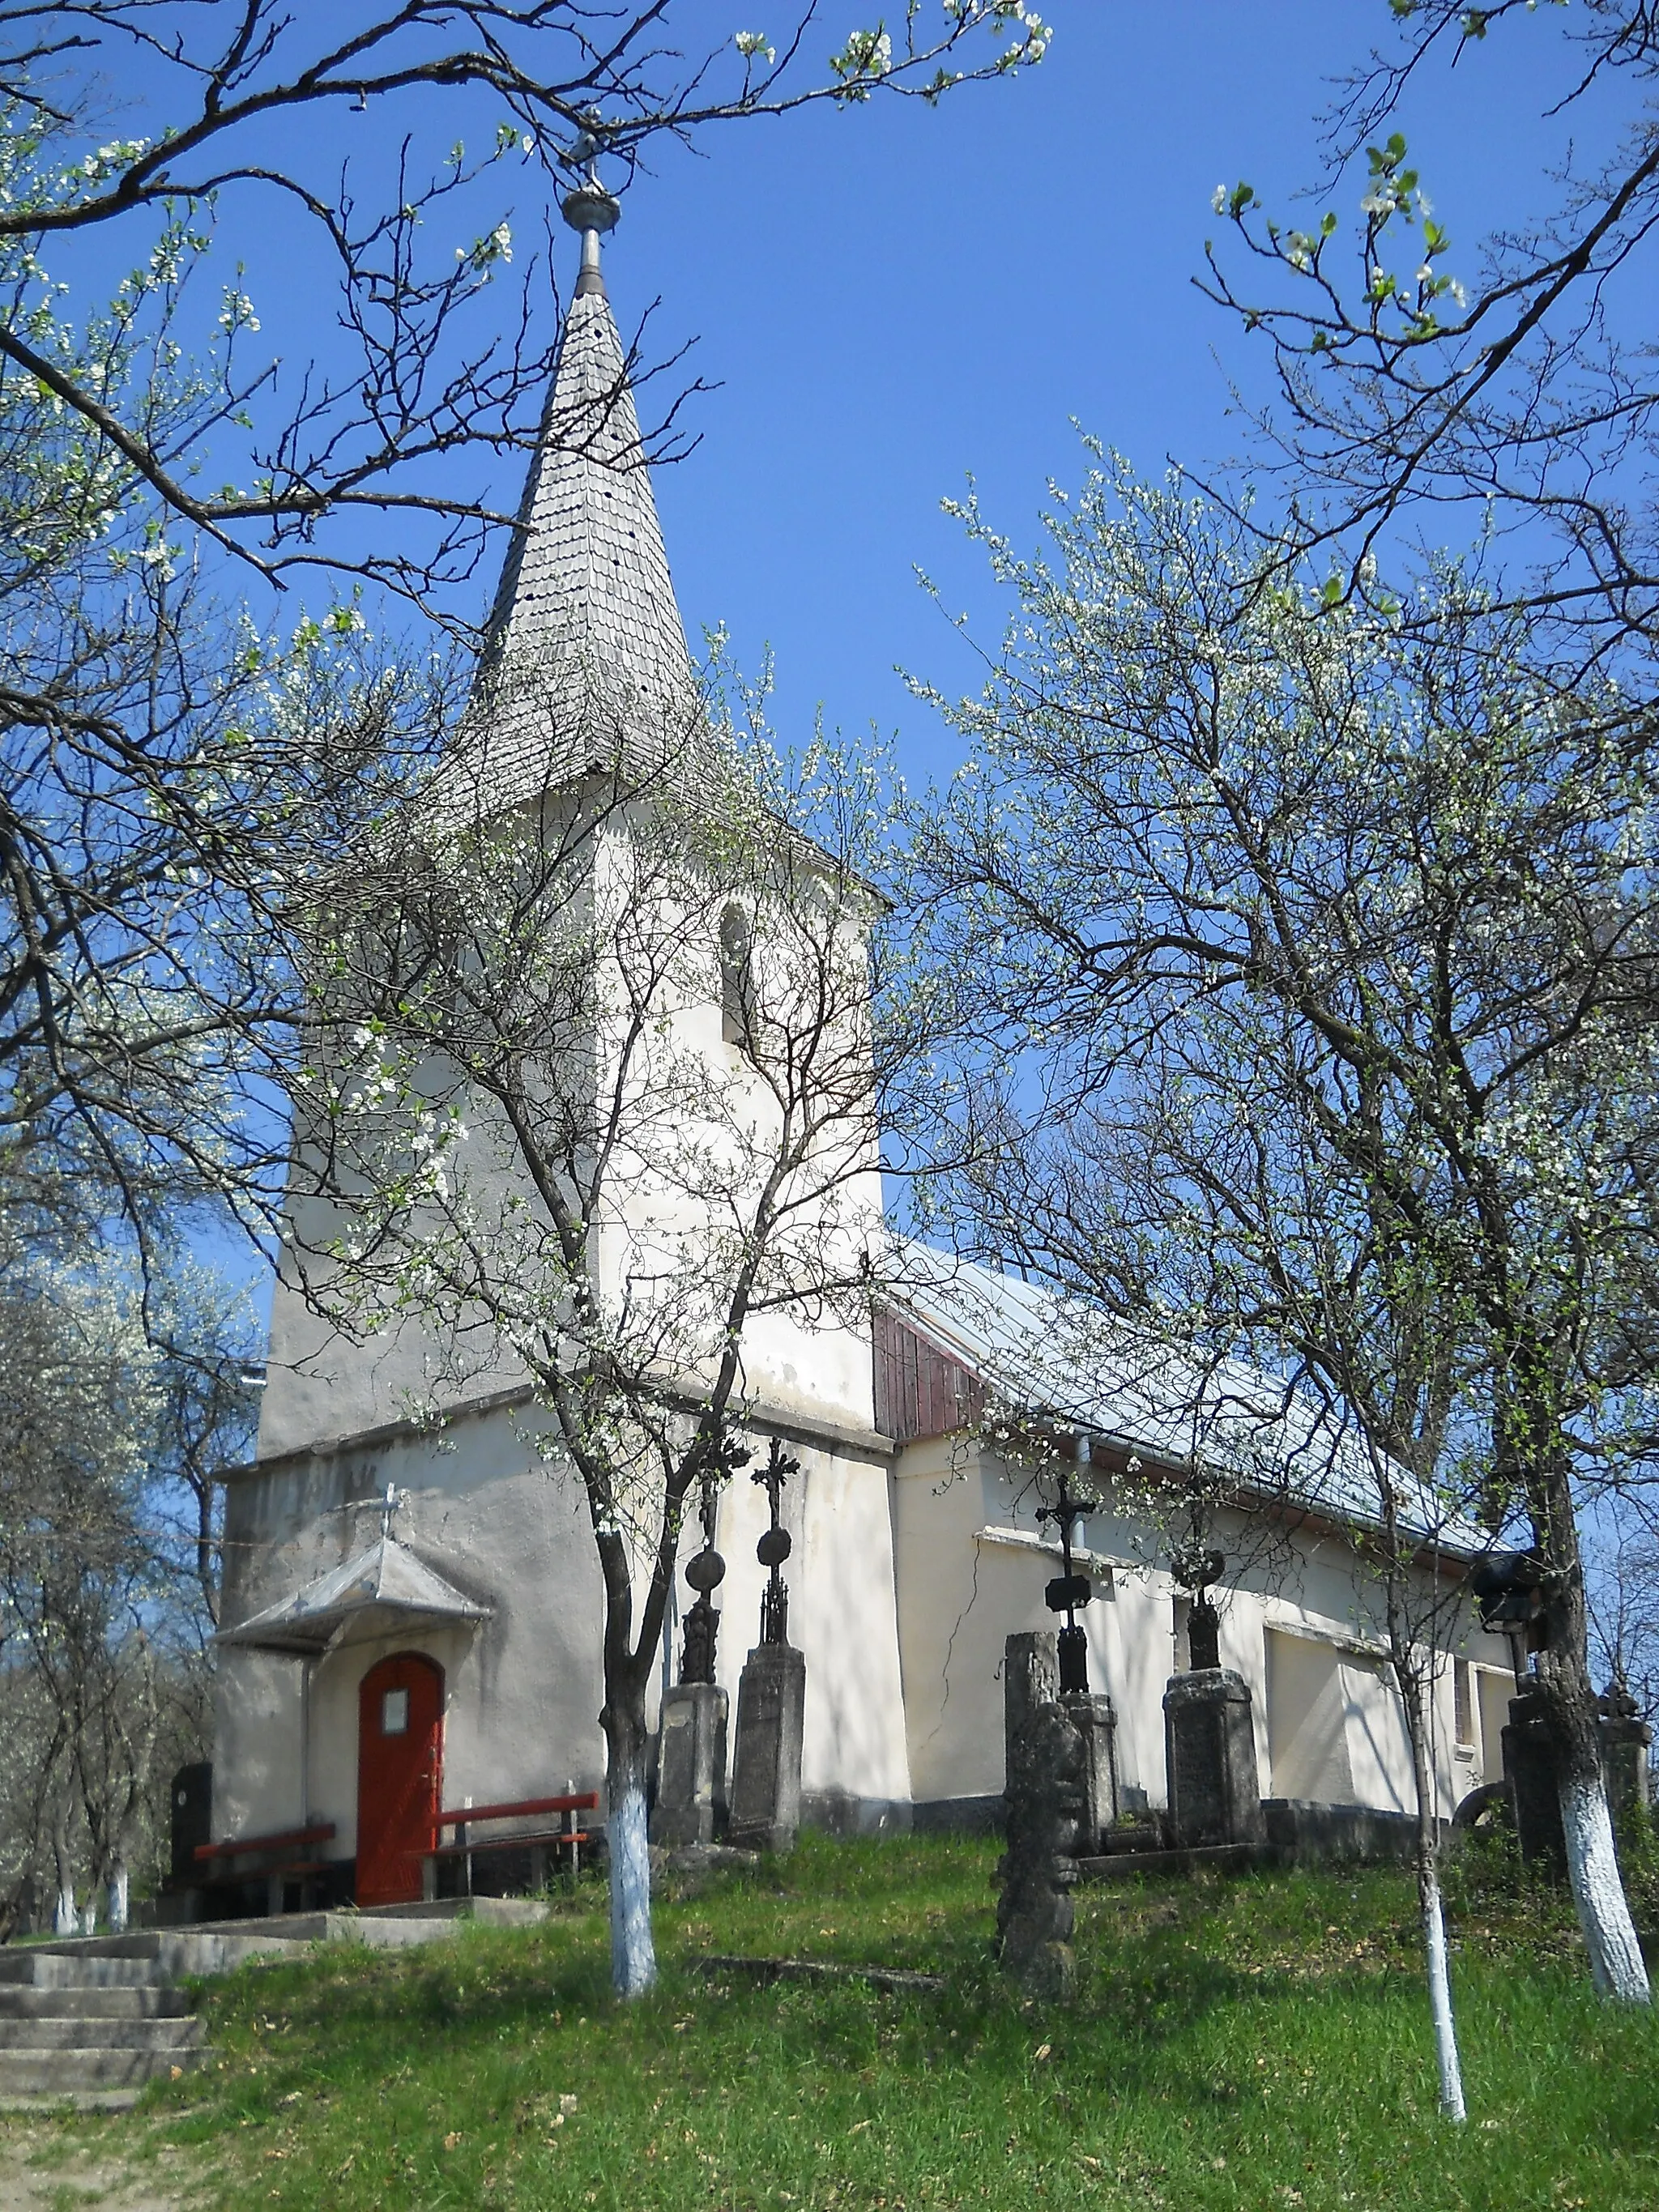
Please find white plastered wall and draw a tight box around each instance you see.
[217,1402,911,1856]
[702,1430,911,1814]
[214,1405,607,1856]
[891,1435,1515,1822]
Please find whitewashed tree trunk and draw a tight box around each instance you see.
[105,1860,129,1936]
[608,1778,655,1997]
[1399,1656,1466,2122]
[1419,1859,1465,2123]
[1536,1605,1652,2005]
[52,1822,78,1937]
[603,1698,656,1998]
[1561,1766,1649,2002]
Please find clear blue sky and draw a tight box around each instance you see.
[582,2,1578,782]
[74,2,1587,786]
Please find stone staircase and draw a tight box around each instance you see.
[0,1896,546,2112]
[0,1942,206,2111]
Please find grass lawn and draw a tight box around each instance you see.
[13,1832,1659,2210]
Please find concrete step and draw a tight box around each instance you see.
[0,2014,201,2051]
[0,1953,168,1989]
[0,1985,190,2021]
[0,2088,146,2113]
[2,1928,302,1980]
[0,2044,209,2096]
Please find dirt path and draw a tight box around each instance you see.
[0,2113,210,2210]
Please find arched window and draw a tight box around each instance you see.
[719,903,753,1049]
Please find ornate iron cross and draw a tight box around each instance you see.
[754,1437,800,1647]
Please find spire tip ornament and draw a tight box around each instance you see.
[561,140,621,300]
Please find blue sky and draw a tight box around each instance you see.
[587,2,1582,781]
[70,2,1594,1320]
[66,2,1592,785]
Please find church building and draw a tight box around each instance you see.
[206,192,1516,1910]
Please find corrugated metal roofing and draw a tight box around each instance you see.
[883,1238,1482,1554]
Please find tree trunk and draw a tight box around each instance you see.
[51,1817,77,1938]
[1396,1647,1466,2120]
[1512,1410,1651,2001]
[1527,1459,1652,2004]
[1542,1678,1650,2001]
[105,1859,129,1937]
[1418,1858,1465,2122]
[602,1687,656,1998]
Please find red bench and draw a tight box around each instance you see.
[194,1822,338,1916]
[420,1792,597,1900]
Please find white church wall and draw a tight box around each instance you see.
[221,1393,915,1863]
[702,1423,911,1818]
[215,1404,612,1858]
[258,812,598,1468]
[583,803,886,1445]
[890,1434,1507,1825]
[211,1651,305,1843]
[889,1433,999,1804]
[795,1444,912,1814]
[1477,1663,1516,1786]
[1265,1628,1356,1802]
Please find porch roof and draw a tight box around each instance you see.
[214,1535,493,1657]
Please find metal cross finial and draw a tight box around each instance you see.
[378,1479,407,1541]
[561,117,620,299]
[754,1437,800,1647]
[679,1421,748,1686]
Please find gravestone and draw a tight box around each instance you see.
[1503,1684,1567,1869]
[1005,1629,1118,1853]
[997,1684,1085,2001]
[1502,1680,1656,1871]
[1063,1693,1118,1854]
[1162,1669,1266,1848]
[1599,1680,1653,1834]
[1005,1630,1061,1750]
[727,1643,807,1852]
[651,1683,730,1848]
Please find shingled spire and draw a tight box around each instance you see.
[471,173,706,805]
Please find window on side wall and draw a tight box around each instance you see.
[1453,1658,1475,1755]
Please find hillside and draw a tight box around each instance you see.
[4,1834,1658,2210]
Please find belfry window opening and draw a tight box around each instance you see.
[720,902,755,1051]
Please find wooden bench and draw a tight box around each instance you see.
[194,1822,338,1916]
[420,1792,597,1901]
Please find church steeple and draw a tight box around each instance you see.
[474,170,704,802]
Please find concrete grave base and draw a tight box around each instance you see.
[651,1682,729,1848]
[728,1643,807,1853]
[1163,1669,1267,1849]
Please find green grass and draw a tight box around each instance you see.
[41,1835,1659,2209]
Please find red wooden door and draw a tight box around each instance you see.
[356,1652,443,1907]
